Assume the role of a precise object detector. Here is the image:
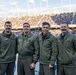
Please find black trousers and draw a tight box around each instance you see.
[40,64,54,75]
[0,62,15,75]
[17,56,34,75]
[0,64,1,74]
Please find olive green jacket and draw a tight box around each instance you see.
[37,32,58,65]
[0,31,17,63]
[17,32,39,63]
[57,32,76,65]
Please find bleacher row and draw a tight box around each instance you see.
[0,14,53,29]
[0,12,75,36]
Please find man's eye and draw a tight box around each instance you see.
[43,27,48,29]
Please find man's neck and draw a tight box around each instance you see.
[24,31,30,36]
[5,31,11,35]
[62,31,68,36]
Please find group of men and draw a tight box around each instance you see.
[0,21,76,75]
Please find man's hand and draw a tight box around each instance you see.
[30,63,35,69]
[49,64,53,69]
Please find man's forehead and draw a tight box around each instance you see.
[5,23,12,26]
[23,24,30,26]
[42,25,49,27]
[73,27,76,30]
[60,24,67,27]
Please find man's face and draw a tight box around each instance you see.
[4,23,12,33]
[73,28,76,32]
[42,25,50,35]
[60,24,68,34]
[23,24,30,33]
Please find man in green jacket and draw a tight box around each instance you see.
[0,21,17,75]
[57,22,76,75]
[17,22,39,75]
[37,22,58,75]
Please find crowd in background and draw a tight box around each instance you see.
[51,12,76,25]
[0,12,76,36]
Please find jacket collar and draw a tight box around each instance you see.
[22,32,32,38]
[2,30,12,37]
[59,32,70,41]
[41,32,51,39]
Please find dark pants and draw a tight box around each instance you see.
[57,64,76,75]
[40,64,54,75]
[0,62,15,75]
[17,56,34,75]
[0,64,1,74]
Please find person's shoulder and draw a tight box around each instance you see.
[0,33,2,36]
[36,33,42,39]
[12,32,17,36]
[71,33,76,38]
[55,33,61,38]
[50,33,56,39]
[31,33,38,40]
[0,33,2,38]
[17,33,23,38]
[68,33,75,37]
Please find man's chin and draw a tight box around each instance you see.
[62,31,67,34]
[6,30,11,32]
[43,32,47,35]
[6,30,11,33]
[24,30,29,32]
[61,30,67,33]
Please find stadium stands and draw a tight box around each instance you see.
[51,12,76,25]
[0,12,76,35]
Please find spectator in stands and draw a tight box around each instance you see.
[51,12,76,25]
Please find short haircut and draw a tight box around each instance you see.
[73,27,76,29]
[23,22,30,27]
[42,22,50,28]
[60,21,68,27]
[4,21,12,25]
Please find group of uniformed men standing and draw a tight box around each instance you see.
[0,21,76,75]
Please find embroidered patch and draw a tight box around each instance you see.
[18,39,22,41]
[58,39,60,42]
[39,39,41,41]
[65,39,70,42]
[5,38,8,40]
[54,42,57,46]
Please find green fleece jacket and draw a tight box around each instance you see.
[37,32,58,65]
[57,32,76,64]
[17,33,39,63]
[0,31,17,63]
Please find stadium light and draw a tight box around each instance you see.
[10,1,20,26]
[10,2,16,17]
[69,0,72,12]
[61,0,63,12]
[41,0,47,2]
[10,1,19,18]
[28,0,34,4]
[41,0,49,14]
[69,0,71,5]
[40,0,42,15]
[28,0,36,16]
[16,3,19,19]
[10,2,18,6]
